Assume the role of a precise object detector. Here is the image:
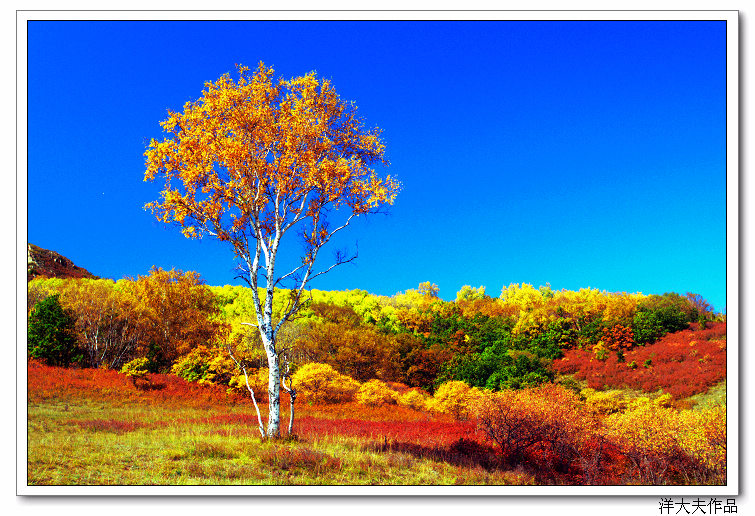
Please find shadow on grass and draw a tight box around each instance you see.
[364,437,504,472]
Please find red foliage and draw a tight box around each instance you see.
[601,325,634,350]
[552,323,726,398]
[290,416,478,447]
[27,359,248,407]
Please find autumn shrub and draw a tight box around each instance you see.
[551,323,726,398]
[684,405,727,481]
[580,388,628,415]
[355,379,399,406]
[604,399,726,484]
[397,389,430,410]
[171,345,237,386]
[601,325,634,350]
[119,357,150,386]
[474,384,600,480]
[28,359,246,407]
[291,363,360,403]
[426,380,484,420]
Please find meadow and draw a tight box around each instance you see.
[27,361,527,486]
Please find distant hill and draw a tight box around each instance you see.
[27,244,98,281]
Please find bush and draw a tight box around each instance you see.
[120,357,150,386]
[396,389,429,410]
[355,379,399,406]
[581,388,628,415]
[552,323,726,399]
[291,363,360,403]
[426,380,483,420]
[601,325,635,350]
[475,384,598,476]
[171,345,236,385]
[604,399,725,484]
[28,294,81,367]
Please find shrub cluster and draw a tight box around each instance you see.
[426,380,485,420]
[473,384,726,485]
[552,323,726,398]
[604,399,726,484]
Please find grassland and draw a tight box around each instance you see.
[26,362,531,486]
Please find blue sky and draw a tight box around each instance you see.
[26,20,728,311]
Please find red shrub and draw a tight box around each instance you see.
[551,323,726,398]
[27,359,248,408]
[602,325,634,350]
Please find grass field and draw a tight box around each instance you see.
[26,361,532,486]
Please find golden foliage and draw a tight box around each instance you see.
[397,389,430,410]
[126,267,224,370]
[228,367,270,400]
[355,379,400,406]
[426,380,484,420]
[291,363,360,403]
[144,62,399,254]
[604,398,726,482]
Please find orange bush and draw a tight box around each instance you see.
[474,384,600,480]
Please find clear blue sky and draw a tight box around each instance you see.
[26,20,728,311]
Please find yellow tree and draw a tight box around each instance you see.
[129,267,223,372]
[144,63,399,438]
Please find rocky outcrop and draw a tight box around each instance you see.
[27,244,98,281]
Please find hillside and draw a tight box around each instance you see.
[27,243,98,281]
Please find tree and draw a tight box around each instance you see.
[418,281,440,298]
[128,267,223,372]
[28,294,80,367]
[144,63,399,437]
[59,279,145,369]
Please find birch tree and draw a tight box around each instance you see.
[144,63,399,438]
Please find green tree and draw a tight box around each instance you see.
[28,294,80,367]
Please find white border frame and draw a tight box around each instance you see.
[16,9,739,497]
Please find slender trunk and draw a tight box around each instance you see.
[266,348,281,438]
[242,367,266,438]
[288,390,296,436]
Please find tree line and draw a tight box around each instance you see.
[28,272,719,395]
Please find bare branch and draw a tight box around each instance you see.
[226,341,265,438]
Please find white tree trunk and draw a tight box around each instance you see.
[265,346,281,438]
